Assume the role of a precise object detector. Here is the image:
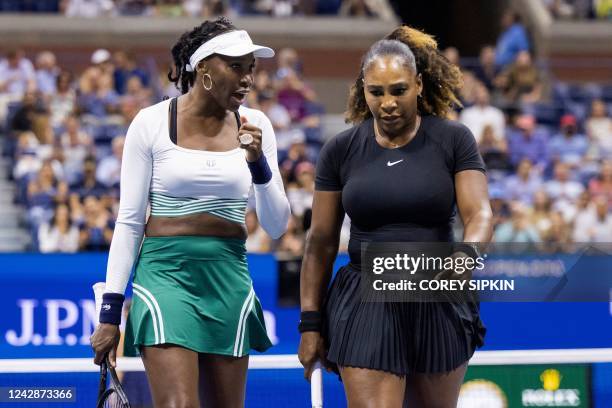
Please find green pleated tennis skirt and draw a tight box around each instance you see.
[123,236,272,358]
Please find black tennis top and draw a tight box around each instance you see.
[315,115,486,265]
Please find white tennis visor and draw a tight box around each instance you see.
[186,30,275,72]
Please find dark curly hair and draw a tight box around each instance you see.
[168,17,236,94]
[346,25,463,123]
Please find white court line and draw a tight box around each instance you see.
[2,349,612,373]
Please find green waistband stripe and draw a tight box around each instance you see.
[149,192,247,223]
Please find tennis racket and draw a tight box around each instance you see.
[96,355,131,408]
[310,360,323,408]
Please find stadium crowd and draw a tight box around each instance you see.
[0,10,610,255]
[0,0,395,18]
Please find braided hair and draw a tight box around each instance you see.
[346,25,463,123]
[168,17,236,94]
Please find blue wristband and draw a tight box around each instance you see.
[247,154,272,184]
[99,293,125,325]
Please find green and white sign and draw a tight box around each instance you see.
[458,364,589,407]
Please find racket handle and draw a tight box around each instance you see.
[310,361,323,408]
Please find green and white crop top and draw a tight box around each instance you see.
[105,98,290,294]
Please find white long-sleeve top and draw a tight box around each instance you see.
[105,99,290,295]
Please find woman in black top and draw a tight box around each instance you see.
[299,26,493,407]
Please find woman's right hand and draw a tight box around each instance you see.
[298,331,327,381]
[90,323,120,367]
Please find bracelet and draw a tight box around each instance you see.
[247,154,272,184]
[453,242,481,260]
[99,293,125,325]
[298,311,322,333]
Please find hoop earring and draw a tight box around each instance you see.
[202,73,213,91]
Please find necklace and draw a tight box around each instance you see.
[375,116,421,149]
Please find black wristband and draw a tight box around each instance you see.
[99,293,125,325]
[298,311,322,333]
[247,154,272,184]
[453,242,480,260]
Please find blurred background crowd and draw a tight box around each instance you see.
[0,0,397,18]
[0,4,610,256]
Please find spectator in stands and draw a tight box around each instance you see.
[277,69,307,121]
[545,210,572,251]
[275,214,304,256]
[489,187,511,230]
[504,158,543,205]
[545,162,585,220]
[494,9,530,68]
[112,50,149,95]
[0,48,36,97]
[472,45,498,91]
[59,114,92,185]
[49,70,76,128]
[459,83,506,143]
[61,0,115,17]
[339,0,378,17]
[495,50,542,104]
[458,70,481,107]
[275,47,301,81]
[26,160,66,227]
[90,48,114,77]
[121,75,152,110]
[257,89,293,151]
[442,46,460,67]
[154,0,185,16]
[10,90,38,134]
[35,51,59,99]
[507,114,549,171]
[71,155,107,198]
[38,203,80,253]
[478,124,511,183]
[250,69,273,103]
[96,135,124,188]
[573,195,612,242]
[114,0,154,16]
[549,114,589,168]
[585,99,612,157]
[494,201,541,243]
[77,66,120,117]
[0,48,36,123]
[287,161,315,217]
[529,190,554,241]
[280,138,312,184]
[588,159,612,205]
[78,194,114,250]
[245,210,271,253]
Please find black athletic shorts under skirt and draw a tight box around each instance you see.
[323,264,486,377]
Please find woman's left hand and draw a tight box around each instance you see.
[238,117,263,162]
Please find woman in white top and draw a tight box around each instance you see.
[90,17,290,407]
[38,203,79,253]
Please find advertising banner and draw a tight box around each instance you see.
[460,364,590,408]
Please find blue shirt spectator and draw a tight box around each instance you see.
[504,158,543,205]
[549,114,589,167]
[495,11,530,68]
[507,115,549,171]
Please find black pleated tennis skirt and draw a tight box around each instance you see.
[323,264,486,376]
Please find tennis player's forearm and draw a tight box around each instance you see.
[462,209,493,247]
[300,233,339,311]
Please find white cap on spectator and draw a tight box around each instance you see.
[91,49,111,65]
[186,30,274,72]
